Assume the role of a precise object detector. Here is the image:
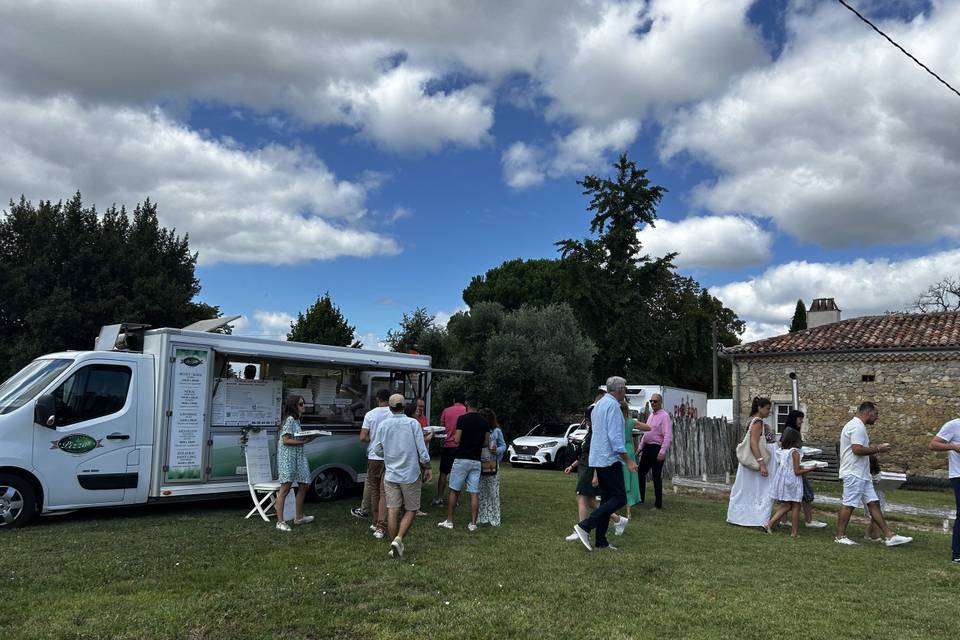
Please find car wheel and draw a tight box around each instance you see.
[554,449,567,470]
[0,474,37,529]
[311,468,345,501]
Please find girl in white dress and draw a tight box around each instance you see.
[726,397,777,528]
[765,428,816,538]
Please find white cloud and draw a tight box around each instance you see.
[334,66,493,152]
[637,215,772,268]
[551,120,640,175]
[386,207,413,225]
[661,2,960,247]
[503,120,640,190]
[0,1,766,163]
[0,95,399,265]
[541,0,767,126]
[354,332,390,351]
[710,248,960,340]
[502,142,545,189]
[251,310,294,341]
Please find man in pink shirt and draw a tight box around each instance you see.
[433,394,466,506]
[636,393,672,509]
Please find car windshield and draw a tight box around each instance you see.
[525,423,567,438]
[0,358,73,415]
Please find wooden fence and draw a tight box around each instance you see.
[659,416,741,480]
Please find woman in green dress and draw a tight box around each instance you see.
[621,400,646,519]
[275,394,318,532]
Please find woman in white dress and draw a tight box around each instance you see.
[726,397,777,528]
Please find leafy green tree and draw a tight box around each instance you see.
[462,258,568,310]
[789,299,807,333]
[288,292,359,347]
[0,193,221,380]
[435,302,595,438]
[385,307,436,353]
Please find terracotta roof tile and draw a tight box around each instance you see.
[724,311,960,356]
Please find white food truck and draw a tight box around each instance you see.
[0,320,461,528]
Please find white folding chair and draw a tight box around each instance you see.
[243,430,283,521]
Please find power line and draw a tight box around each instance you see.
[835,0,960,100]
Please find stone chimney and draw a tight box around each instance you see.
[807,298,841,328]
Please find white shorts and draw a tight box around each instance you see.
[841,475,879,507]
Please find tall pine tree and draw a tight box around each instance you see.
[287,292,359,347]
[789,299,807,333]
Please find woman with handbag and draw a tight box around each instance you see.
[477,408,507,526]
[726,396,778,528]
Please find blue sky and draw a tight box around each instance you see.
[2,0,958,346]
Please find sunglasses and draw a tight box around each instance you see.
[650,399,661,403]
[297,402,305,406]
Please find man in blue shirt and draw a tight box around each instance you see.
[571,376,637,551]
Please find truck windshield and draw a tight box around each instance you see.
[0,358,73,415]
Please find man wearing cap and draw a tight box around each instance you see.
[374,394,432,559]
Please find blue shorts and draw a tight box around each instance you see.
[449,458,481,494]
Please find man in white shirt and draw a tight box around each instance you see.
[929,418,960,564]
[834,401,912,547]
[374,394,432,560]
[359,389,392,539]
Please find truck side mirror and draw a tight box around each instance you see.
[35,394,57,428]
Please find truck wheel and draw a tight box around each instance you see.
[0,474,36,529]
[311,469,344,502]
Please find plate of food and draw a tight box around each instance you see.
[800,460,829,469]
[295,430,332,438]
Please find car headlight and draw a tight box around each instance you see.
[537,441,558,449]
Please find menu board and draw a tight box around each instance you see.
[166,347,210,482]
[211,378,282,426]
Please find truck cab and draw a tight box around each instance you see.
[0,350,155,527]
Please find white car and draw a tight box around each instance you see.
[507,423,579,469]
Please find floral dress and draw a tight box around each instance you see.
[277,416,311,483]
[478,427,506,526]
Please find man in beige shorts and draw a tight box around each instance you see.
[373,393,432,559]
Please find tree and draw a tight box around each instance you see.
[789,299,807,333]
[913,277,960,312]
[287,292,359,347]
[462,258,568,310]
[385,307,436,353]
[556,153,673,378]
[0,194,220,380]
[435,303,596,438]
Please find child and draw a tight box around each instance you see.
[765,428,816,537]
[863,455,888,542]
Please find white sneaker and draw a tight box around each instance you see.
[885,534,913,547]
[293,515,314,525]
[834,536,858,546]
[467,522,478,532]
[564,532,579,542]
[614,517,629,536]
[373,528,385,539]
[573,524,592,551]
[390,537,404,559]
[276,521,292,532]
[805,520,828,529]
[437,520,454,529]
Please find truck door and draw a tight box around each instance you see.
[32,360,138,508]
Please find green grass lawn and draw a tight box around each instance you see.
[3,466,958,640]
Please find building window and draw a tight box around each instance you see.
[861,374,876,382]
[773,403,793,433]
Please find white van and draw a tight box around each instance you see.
[0,321,460,528]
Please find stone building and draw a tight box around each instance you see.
[722,309,960,480]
